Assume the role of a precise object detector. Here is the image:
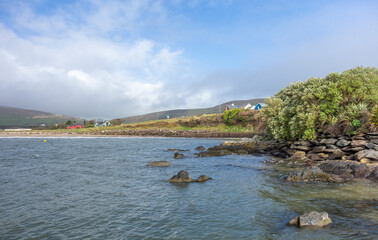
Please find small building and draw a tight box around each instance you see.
[224,103,242,111]
[254,103,266,110]
[66,124,82,129]
[95,121,111,127]
[244,103,252,109]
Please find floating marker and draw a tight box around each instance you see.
[44,140,46,142]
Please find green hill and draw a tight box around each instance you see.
[118,98,265,124]
[0,106,83,129]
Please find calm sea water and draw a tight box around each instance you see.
[0,137,377,240]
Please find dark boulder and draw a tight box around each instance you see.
[313,146,326,153]
[336,139,351,147]
[351,140,368,147]
[288,211,332,227]
[148,161,170,167]
[310,153,328,161]
[195,146,206,151]
[196,175,212,182]
[328,149,346,160]
[174,152,184,159]
[169,170,194,183]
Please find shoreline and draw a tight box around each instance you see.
[0,129,261,138]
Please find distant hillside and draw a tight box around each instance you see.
[0,106,83,129]
[118,98,266,124]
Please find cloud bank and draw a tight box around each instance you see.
[0,0,377,119]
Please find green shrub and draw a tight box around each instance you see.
[222,109,240,125]
[351,119,361,128]
[370,105,378,126]
[264,67,378,140]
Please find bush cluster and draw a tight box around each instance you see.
[223,108,240,125]
[263,67,378,140]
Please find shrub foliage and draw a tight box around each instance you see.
[263,67,378,140]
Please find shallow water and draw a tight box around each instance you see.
[0,137,377,239]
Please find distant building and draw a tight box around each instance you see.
[95,121,111,127]
[67,124,82,129]
[244,103,252,109]
[224,103,242,111]
[254,103,266,110]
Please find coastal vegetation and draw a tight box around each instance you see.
[263,67,378,140]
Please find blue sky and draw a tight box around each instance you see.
[0,0,377,119]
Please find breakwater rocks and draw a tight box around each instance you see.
[198,133,378,182]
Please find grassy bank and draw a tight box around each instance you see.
[40,113,265,136]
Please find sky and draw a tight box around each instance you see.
[0,0,377,119]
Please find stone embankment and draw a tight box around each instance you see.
[197,132,378,182]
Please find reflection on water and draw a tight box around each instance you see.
[0,137,376,239]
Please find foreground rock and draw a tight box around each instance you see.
[288,211,332,227]
[174,152,184,159]
[317,160,378,180]
[148,161,170,167]
[169,170,194,183]
[195,175,212,182]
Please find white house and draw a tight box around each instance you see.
[95,120,111,127]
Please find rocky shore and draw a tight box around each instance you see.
[197,132,378,182]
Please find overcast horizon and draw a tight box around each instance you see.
[1,0,377,119]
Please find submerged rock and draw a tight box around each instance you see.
[169,170,194,183]
[148,161,170,167]
[286,167,336,182]
[195,175,212,182]
[288,211,332,227]
[174,152,184,159]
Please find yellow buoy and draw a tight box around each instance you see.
[44,140,46,142]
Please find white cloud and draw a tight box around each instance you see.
[0,0,377,120]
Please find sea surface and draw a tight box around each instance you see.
[0,137,377,239]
